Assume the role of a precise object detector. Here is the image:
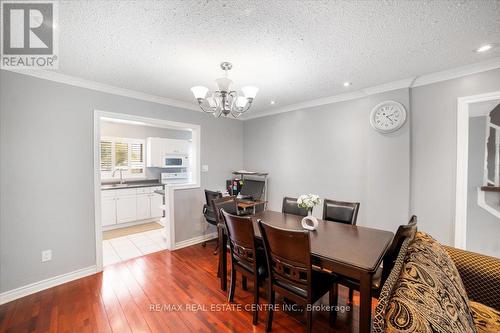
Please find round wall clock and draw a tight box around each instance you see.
[370,101,407,133]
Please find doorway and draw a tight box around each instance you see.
[93,110,201,270]
[455,91,500,257]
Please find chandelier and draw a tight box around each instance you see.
[190,62,258,118]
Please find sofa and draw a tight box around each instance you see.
[373,231,500,333]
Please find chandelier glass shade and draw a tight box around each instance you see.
[190,62,258,118]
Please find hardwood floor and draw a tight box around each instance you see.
[0,244,375,332]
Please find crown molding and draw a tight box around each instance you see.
[242,77,415,120]
[412,57,500,87]
[243,57,500,120]
[3,57,500,121]
[2,68,201,112]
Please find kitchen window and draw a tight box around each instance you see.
[100,137,145,179]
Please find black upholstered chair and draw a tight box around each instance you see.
[222,209,267,325]
[281,197,309,217]
[333,215,418,305]
[202,189,222,253]
[258,220,336,333]
[322,199,360,225]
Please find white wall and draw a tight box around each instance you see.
[100,121,192,179]
[410,68,500,245]
[466,116,500,257]
[0,70,243,293]
[244,88,411,232]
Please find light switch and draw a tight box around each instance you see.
[202,165,209,172]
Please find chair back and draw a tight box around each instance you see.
[221,209,258,272]
[382,215,418,281]
[322,199,360,225]
[282,197,309,217]
[203,190,222,222]
[212,196,238,225]
[258,220,312,300]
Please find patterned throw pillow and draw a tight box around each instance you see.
[384,232,477,333]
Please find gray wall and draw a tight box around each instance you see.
[466,116,500,257]
[0,70,243,292]
[244,89,411,232]
[410,68,500,245]
[100,121,192,179]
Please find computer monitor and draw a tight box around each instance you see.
[239,179,265,200]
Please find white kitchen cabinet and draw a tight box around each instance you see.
[146,137,164,167]
[101,198,117,226]
[116,196,137,223]
[150,193,163,218]
[136,194,151,220]
[146,137,191,167]
[165,139,190,155]
[101,186,164,228]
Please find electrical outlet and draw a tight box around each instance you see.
[41,250,52,262]
[202,165,209,172]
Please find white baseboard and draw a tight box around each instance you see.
[0,265,97,305]
[173,232,218,250]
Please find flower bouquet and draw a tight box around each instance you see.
[297,194,320,230]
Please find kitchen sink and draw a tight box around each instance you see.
[101,180,162,190]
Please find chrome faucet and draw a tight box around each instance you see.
[112,169,124,184]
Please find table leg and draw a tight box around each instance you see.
[218,227,227,291]
[359,273,373,333]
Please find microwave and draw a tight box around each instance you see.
[163,154,189,168]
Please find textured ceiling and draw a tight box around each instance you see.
[57,0,500,114]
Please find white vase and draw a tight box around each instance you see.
[301,210,319,231]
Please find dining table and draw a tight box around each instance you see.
[217,210,394,333]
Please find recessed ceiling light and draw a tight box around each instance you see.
[270,100,276,105]
[476,44,493,53]
[343,82,352,87]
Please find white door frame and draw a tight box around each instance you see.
[455,91,500,249]
[93,110,201,272]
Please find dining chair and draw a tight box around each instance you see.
[202,190,222,254]
[322,199,360,225]
[221,209,267,325]
[322,198,360,301]
[333,215,418,305]
[281,197,309,217]
[258,220,336,333]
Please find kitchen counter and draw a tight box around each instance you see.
[101,179,163,190]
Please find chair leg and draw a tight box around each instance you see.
[265,289,275,332]
[201,241,207,247]
[213,240,219,255]
[348,288,353,304]
[228,264,236,302]
[252,276,259,325]
[306,307,313,333]
[329,283,338,326]
[242,276,248,291]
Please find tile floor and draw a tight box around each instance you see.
[102,228,168,266]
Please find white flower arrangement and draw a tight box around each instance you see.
[297,194,320,210]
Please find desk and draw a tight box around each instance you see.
[236,199,267,214]
[218,210,393,333]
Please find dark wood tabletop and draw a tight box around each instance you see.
[251,210,394,273]
[217,210,394,333]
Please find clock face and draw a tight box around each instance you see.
[370,101,407,133]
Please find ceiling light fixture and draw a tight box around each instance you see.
[191,62,258,118]
[270,100,276,105]
[343,82,352,87]
[476,44,493,53]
